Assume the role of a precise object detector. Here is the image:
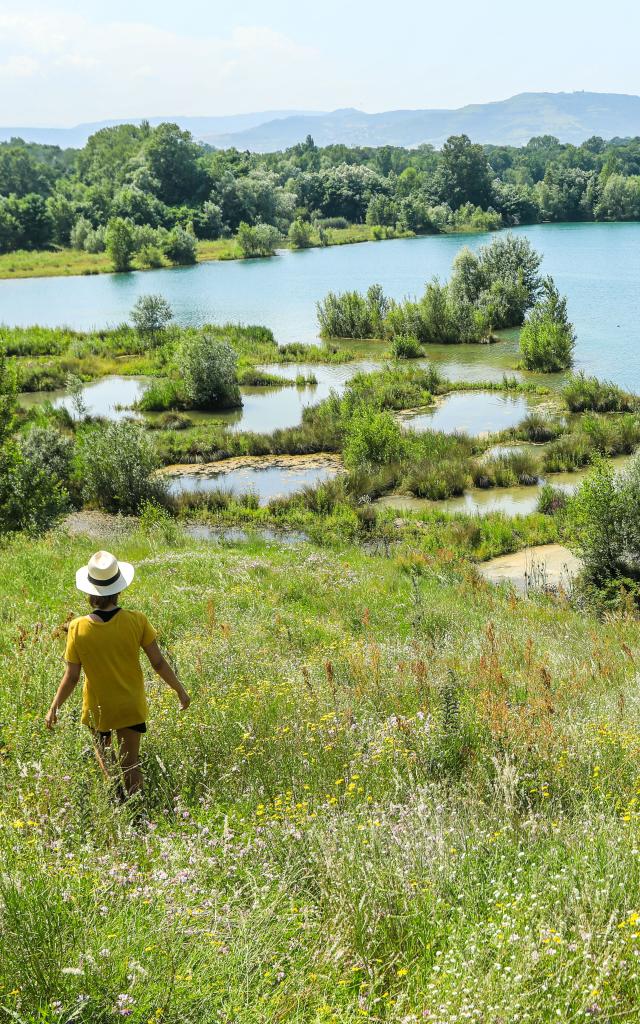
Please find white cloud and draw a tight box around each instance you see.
[0,9,328,123]
[0,54,39,78]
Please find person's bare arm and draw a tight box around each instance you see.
[46,662,82,729]
[143,641,191,710]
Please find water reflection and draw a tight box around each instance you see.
[20,375,148,420]
[378,456,631,516]
[167,462,341,505]
[401,391,533,436]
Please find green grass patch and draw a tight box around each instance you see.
[3,523,640,1020]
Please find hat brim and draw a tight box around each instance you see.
[75,561,135,597]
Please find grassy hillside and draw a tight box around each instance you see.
[2,523,640,1021]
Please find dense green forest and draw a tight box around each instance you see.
[3,124,640,263]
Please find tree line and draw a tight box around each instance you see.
[2,124,640,261]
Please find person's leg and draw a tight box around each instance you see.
[115,728,143,796]
[92,730,114,781]
[92,730,127,801]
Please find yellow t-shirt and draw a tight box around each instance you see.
[64,610,157,731]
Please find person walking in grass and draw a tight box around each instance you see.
[45,550,191,798]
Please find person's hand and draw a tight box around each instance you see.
[178,688,191,711]
[45,706,58,730]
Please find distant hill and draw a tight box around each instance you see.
[4,93,640,152]
[204,92,640,151]
[0,111,322,149]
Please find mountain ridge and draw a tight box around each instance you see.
[3,92,640,151]
[0,110,323,149]
[204,92,640,151]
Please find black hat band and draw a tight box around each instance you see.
[87,568,121,588]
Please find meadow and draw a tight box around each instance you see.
[2,517,640,1023]
[0,227,412,281]
[2,233,640,1021]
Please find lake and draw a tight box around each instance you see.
[2,222,640,389]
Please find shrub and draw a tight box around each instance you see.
[516,412,563,442]
[490,450,540,486]
[391,334,423,359]
[0,426,73,532]
[318,237,544,345]
[401,457,469,499]
[569,454,640,592]
[76,421,168,514]
[563,372,635,413]
[70,216,92,250]
[520,278,576,372]
[0,354,17,442]
[0,439,70,533]
[180,333,241,410]
[288,219,314,249]
[19,425,72,484]
[153,412,193,431]
[342,409,405,470]
[137,244,165,268]
[417,280,459,342]
[450,204,503,232]
[315,216,349,230]
[163,227,197,265]
[448,235,542,330]
[317,284,389,338]
[537,483,569,515]
[137,378,186,412]
[84,226,106,253]
[341,366,436,415]
[543,434,593,473]
[131,294,173,340]
[236,222,281,258]
[568,458,626,587]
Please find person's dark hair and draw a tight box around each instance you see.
[88,593,120,610]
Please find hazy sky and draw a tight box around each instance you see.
[1,0,638,126]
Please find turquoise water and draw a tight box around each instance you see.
[2,222,640,388]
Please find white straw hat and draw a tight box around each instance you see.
[75,550,135,597]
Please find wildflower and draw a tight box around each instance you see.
[115,993,135,1017]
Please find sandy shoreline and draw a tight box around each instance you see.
[160,452,344,478]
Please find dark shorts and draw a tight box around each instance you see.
[98,722,147,739]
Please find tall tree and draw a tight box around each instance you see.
[438,135,493,209]
[105,217,135,272]
[144,124,206,206]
